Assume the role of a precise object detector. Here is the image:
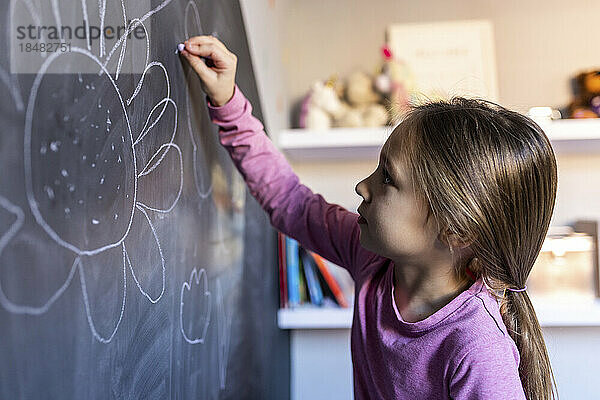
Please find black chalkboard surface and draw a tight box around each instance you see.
[0,0,289,398]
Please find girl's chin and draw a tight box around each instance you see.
[358,232,371,249]
[358,233,386,257]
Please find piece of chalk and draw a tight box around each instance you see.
[175,41,214,66]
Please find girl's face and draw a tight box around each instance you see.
[355,130,445,262]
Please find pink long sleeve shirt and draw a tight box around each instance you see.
[206,85,526,399]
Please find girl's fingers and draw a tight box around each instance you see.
[180,49,216,80]
[186,35,228,52]
[184,43,233,69]
[179,36,236,107]
[183,41,217,57]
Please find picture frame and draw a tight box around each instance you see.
[386,19,499,102]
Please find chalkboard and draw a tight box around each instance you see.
[0,0,289,398]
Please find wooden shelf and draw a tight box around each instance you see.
[277,295,600,329]
[278,118,600,160]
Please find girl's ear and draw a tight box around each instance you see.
[440,228,474,250]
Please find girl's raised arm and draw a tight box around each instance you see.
[180,36,382,281]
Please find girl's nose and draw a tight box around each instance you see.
[355,179,370,202]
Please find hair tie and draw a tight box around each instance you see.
[505,285,527,293]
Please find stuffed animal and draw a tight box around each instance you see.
[298,71,391,129]
[345,71,382,107]
[336,70,390,126]
[362,103,389,126]
[299,73,388,130]
[334,106,363,127]
[331,103,388,128]
[566,70,600,118]
[374,46,417,115]
[299,79,347,129]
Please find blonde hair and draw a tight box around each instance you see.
[389,97,559,399]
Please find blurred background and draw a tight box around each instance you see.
[240,1,600,399]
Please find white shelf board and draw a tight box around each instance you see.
[278,126,393,160]
[537,118,600,152]
[537,118,600,141]
[278,295,600,329]
[278,307,353,329]
[529,295,600,327]
[278,119,600,160]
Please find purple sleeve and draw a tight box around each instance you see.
[449,339,526,399]
[205,85,380,281]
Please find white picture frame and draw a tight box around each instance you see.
[386,19,499,102]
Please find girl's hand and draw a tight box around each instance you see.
[180,35,237,107]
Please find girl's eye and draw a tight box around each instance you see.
[382,167,392,185]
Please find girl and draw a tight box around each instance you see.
[180,35,559,399]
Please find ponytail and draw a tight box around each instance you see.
[492,281,559,399]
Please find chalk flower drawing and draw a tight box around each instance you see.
[0,0,180,343]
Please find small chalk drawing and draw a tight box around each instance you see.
[180,267,212,345]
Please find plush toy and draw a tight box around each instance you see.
[298,71,391,129]
[299,79,347,129]
[345,71,382,107]
[362,104,389,126]
[331,104,388,128]
[566,70,600,118]
[336,70,390,127]
[374,46,417,115]
[335,106,363,127]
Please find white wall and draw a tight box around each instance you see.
[279,0,600,114]
[239,0,289,134]
[241,1,600,398]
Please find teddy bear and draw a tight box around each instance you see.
[565,70,600,118]
[298,74,390,129]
